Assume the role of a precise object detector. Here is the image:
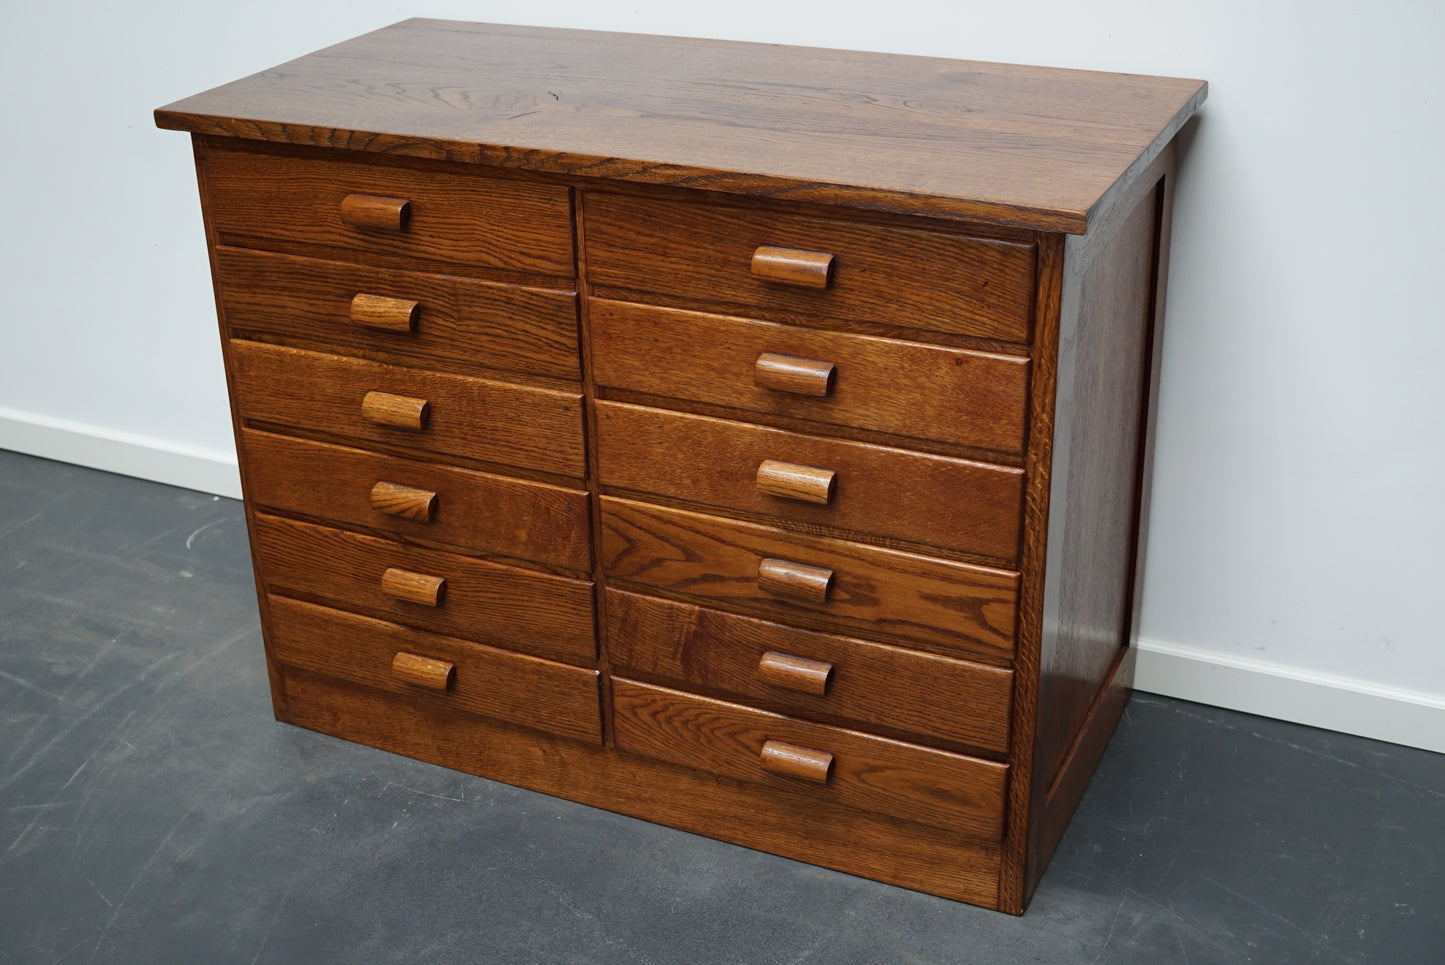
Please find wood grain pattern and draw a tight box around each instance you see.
[585,193,1035,342]
[216,246,579,382]
[339,193,411,230]
[601,497,1018,659]
[758,740,833,782]
[755,651,834,696]
[279,666,1004,907]
[379,567,446,607]
[997,232,1067,915]
[1037,181,1160,791]
[252,514,596,665]
[157,19,1205,234]
[391,651,454,690]
[756,558,834,604]
[753,353,836,397]
[606,589,1012,753]
[750,247,834,289]
[754,460,835,506]
[159,22,1204,912]
[595,401,1024,561]
[612,679,1007,839]
[369,481,436,522]
[241,429,591,571]
[349,292,420,332]
[589,300,1029,455]
[360,390,431,430]
[231,340,585,478]
[203,143,575,276]
[268,595,601,741]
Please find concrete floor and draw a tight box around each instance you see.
[1,449,1441,964]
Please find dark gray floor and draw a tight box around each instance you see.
[1,449,1441,964]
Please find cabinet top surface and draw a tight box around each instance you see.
[155,18,1206,234]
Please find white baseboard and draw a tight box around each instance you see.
[1135,638,1445,754]
[0,407,241,499]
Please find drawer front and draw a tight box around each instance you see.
[241,429,591,572]
[596,401,1023,562]
[612,679,1007,840]
[253,514,596,665]
[583,194,1035,342]
[601,497,1017,659]
[232,340,585,479]
[216,248,579,381]
[607,590,1011,753]
[589,300,1028,456]
[204,147,575,276]
[267,595,601,743]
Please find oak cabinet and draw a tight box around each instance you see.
[157,19,1205,913]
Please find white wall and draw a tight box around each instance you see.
[3,1,1441,751]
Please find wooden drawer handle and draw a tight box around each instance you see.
[757,558,833,604]
[760,740,833,783]
[350,293,420,333]
[754,353,836,397]
[391,651,455,691]
[370,481,437,523]
[380,567,446,607]
[751,246,834,289]
[340,193,411,230]
[756,459,836,505]
[361,391,431,430]
[758,652,834,696]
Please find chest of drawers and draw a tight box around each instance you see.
[156,19,1206,913]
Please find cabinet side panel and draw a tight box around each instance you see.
[1025,146,1175,898]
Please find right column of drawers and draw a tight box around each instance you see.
[582,191,1041,860]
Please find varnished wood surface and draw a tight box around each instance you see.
[268,596,602,742]
[595,401,1024,562]
[379,567,446,607]
[252,514,596,665]
[1037,179,1160,792]
[752,353,836,398]
[202,142,575,276]
[750,247,834,289]
[157,19,1206,233]
[231,340,586,478]
[159,23,1203,911]
[612,680,1007,839]
[607,590,1012,753]
[348,292,420,332]
[588,300,1030,456]
[585,193,1035,342]
[240,429,591,572]
[215,246,580,383]
[601,497,1018,659]
[279,667,1004,906]
[390,650,454,690]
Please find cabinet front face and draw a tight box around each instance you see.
[161,20,1203,913]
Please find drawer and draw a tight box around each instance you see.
[232,340,585,479]
[612,679,1007,840]
[596,401,1022,562]
[216,248,579,381]
[253,514,596,665]
[589,300,1028,456]
[267,595,601,743]
[601,497,1017,659]
[608,590,1012,753]
[203,147,575,276]
[583,194,1035,342]
[241,429,591,572]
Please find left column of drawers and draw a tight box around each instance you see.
[195,141,602,744]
